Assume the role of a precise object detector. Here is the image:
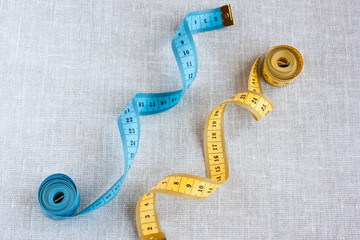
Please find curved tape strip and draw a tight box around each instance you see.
[135,45,303,240]
[38,5,234,220]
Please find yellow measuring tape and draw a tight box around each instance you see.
[135,45,303,240]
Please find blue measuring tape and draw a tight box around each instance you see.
[38,5,234,220]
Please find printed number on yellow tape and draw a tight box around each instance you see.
[136,45,303,240]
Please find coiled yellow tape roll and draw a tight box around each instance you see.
[135,45,303,240]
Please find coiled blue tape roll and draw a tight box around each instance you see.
[38,174,80,219]
[38,5,234,220]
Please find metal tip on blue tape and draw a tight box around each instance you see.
[38,173,80,220]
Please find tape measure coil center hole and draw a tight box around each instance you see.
[277,56,290,68]
[53,192,65,203]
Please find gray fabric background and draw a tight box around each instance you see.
[0,0,359,239]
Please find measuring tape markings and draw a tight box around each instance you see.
[136,45,303,240]
[38,5,234,220]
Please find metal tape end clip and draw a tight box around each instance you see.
[141,232,167,240]
[221,4,234,26]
